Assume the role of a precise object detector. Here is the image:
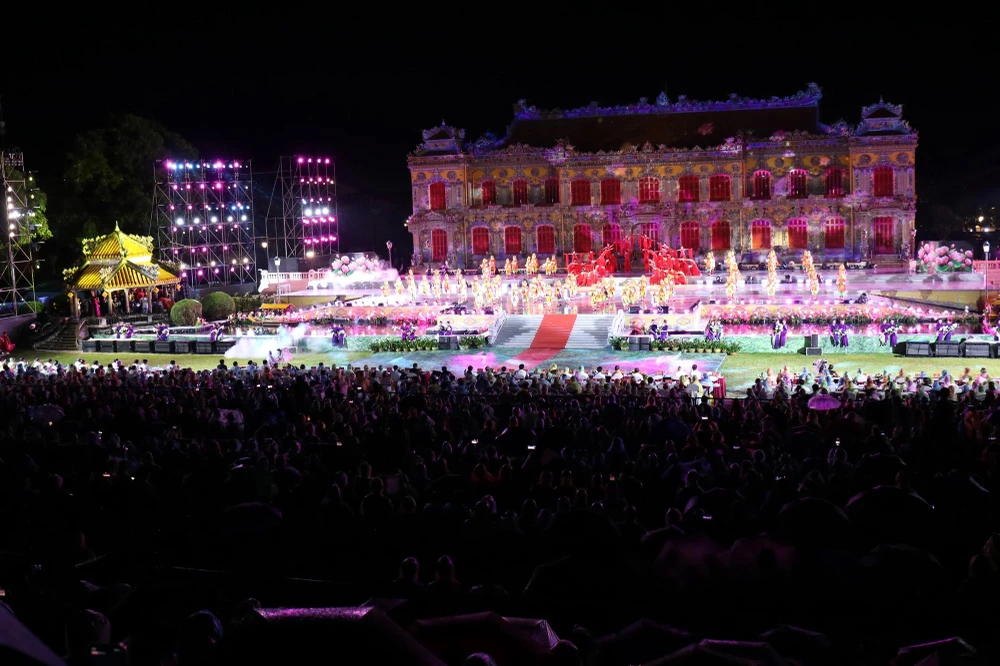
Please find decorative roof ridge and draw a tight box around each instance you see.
[511,83,823,121]
[861,96,903,118]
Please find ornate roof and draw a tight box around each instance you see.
[412,121,466,156]
[466,84,834,154]
[510,83,824,121]
[71,262,179,291]
[66,222,179,291]
[487,106,822,153]
[83,222,155,260]
[855,97,914,136]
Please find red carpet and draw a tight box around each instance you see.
[529,314,577,349]
[506,315,577,370]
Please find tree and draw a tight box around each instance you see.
[62,114,197,239]
[7,169,51,244]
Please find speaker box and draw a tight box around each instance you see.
[804,346,823,356]
[965,343,991,358]
[805,334,819,347]
[905,341,932,357]
[628,306,641,314]
[936,342,961,357]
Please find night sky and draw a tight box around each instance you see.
[3,16,996,261]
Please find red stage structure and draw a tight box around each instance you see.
[566,234,701,286]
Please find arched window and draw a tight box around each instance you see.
[471,227,489,255]
[873,166,894,197]
[600,178,622,205]
[573,224,592,253]
[751,220,772,249]
[536,225,555,254]
[752,171,771,199]
[709,174,731,201]
[711,220,731,251]
[481,181,497,206]
[825,168,844,197]
[602,223,621,247]
[571,180,591,205]
[681,222,700,250]
[543,178,560,204]
[874,216,895,254]
[788,169,809,198]
[678,175,700,202]
[787,218,808,249]
[429,182,446,210]
[431,229,448,261]
[825,218,846,249]
[512,179,529,205]
[504,227,522,255]
[638,177,660,203]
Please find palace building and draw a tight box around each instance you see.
[406,83,917,269]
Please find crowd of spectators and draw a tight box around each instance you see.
[1,355,999,664]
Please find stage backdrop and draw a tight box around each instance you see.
[916,241,974,273]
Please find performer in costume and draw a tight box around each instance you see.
[838,320,849,348]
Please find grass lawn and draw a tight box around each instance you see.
[18,349,1000,396]
[718,353,1000,394]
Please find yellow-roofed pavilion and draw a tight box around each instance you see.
[64,223,180,317]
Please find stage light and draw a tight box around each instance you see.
[185,184,191,190]
[304,208,313,217]
[297,157,304,164]
[193,217,201,224]
[308,158,313,163]
[175,217,184,225]
[261,241,268,248]
[241,215,248,222]
[197,270,204,276]
[199,183,205,189]
[331,235,337,241]
[171,184,178,190]
[306,250,315,258]
[226,215,233,222]
[210,216,218,223]
[210,261,217,267]
[243,258,249,263]
[325,158,330,164]
[222,245,228,250]
[231,259,237,265]
[322,207,329,215]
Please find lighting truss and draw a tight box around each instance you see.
[154,159,256,286]
[266,156,338,267]
[0,150,37,317]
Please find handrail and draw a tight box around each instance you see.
[487,308,507,345]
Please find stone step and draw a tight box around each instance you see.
[565,315,617,349]
[492,315,545,348]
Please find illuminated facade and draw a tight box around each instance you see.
[406,84,917,268]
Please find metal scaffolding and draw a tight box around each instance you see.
[264,155,338,271]
[0,150,37,317]
[153,159,257,286]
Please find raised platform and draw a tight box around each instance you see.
[83,338,237,354]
